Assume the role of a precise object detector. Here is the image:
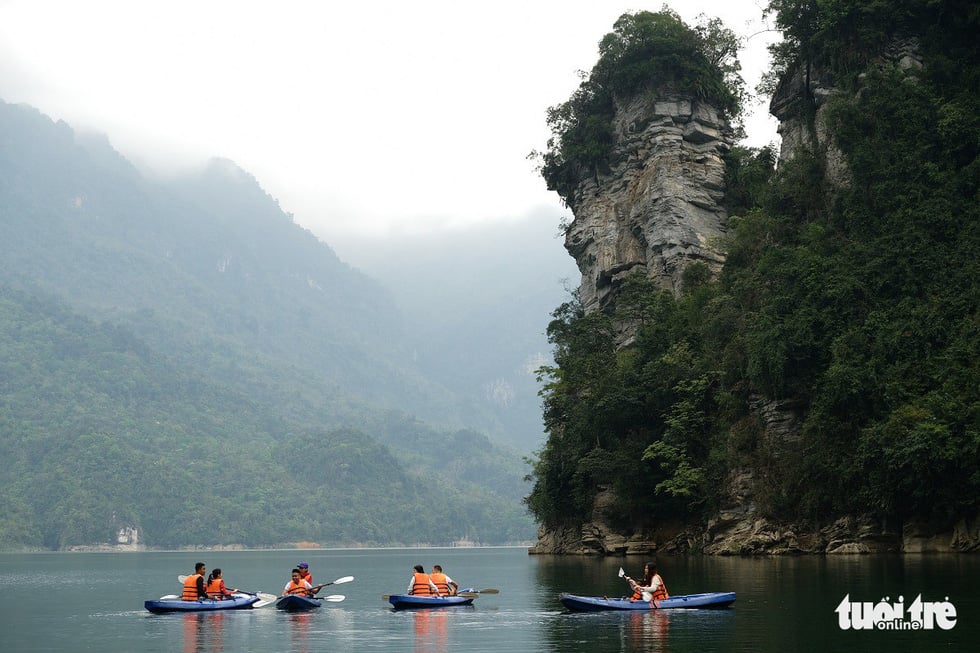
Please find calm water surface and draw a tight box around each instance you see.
[0,548,976,652]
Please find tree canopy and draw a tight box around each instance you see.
[526,1,980,537]
[536,9,743,200]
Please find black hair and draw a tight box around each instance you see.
[643,562,657,586]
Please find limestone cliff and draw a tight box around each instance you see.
[531,36,980,556]
[561,92,733,314]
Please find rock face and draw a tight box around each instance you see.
[531,39,978,556]
[562,93,733,314]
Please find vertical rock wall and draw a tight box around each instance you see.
[562,92,734,314]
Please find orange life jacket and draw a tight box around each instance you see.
[299,570,313,585]
[285,580,310,596]
[412,572,433,596]
[206,578,229,598]
[631,574,668,602]
[182,573,204,600]
[430,572,451,595]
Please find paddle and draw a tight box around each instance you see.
[456,588,500,598]
[310,575,354,593]
[319,594,345,602]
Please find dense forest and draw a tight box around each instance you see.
[0,101,533,549]
[526,2,979,538]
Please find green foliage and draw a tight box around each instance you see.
[526,282,727,528]
[0,101,535,549]
[537,9,743,200]
[723,146,777,218]
[0,285,533,548]
[528,1,980,532]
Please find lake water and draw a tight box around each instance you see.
[0,547,976,652]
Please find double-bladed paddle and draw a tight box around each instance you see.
[311,575,354,597]
[311,575,354,590]
[456,588,500,598]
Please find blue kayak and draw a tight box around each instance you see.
[145,593,259,613]
[388,594,475,610]
[560,592,736,612]
[276,594,321,611]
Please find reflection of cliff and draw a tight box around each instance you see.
[563,95,732,313]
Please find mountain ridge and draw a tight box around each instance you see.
[0,98,535,549]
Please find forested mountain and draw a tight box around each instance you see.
[526,3,979,553]
[0,100,532,549]
[343,215,578,452]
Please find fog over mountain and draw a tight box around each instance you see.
[333,213,580,452]
[0,99,538,548]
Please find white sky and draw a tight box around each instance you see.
[0,0,779,253]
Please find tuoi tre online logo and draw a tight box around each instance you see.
[836,594,957,631]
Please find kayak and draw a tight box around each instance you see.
[276,594,322,611]
[560,592,736,612]
[388,594,475,610]
[145,593,259,613]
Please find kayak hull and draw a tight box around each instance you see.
[560,592,736,612]
[145,593,259,613]
[276,594,322,611]
[388,594,475,610]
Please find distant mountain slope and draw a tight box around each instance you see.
[2,101,428,414]
[0,100,533,549]
[340,215,578,452]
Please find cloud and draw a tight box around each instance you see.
[0,1,779,242]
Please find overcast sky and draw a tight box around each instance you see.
[0,0,779,262]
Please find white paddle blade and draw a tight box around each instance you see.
[333,576,355,585]
[618,568,625,578]
[254,598,276,608]
[178,575,188,583]
[323,594,345,602]
[160,594,180,600]
[256,592,277,602]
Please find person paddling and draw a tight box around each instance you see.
[205,568,238,600]
[407,564,440,596]
[282,568,314,597]
[430,565,458,596]
[181,562,208,601]
[625,562,668,602]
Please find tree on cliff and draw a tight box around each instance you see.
[526,1,979,547]
[533,9,743,202]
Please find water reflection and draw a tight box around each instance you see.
[621,611,670,652]
[181,612,224,653]
[412,609,448,653]
[287,612,312,653]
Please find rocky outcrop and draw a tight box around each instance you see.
[528,487,692,555]
[532,37,972,557]
[562,92,733,314]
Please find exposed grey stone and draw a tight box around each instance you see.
[562,93,732,315]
